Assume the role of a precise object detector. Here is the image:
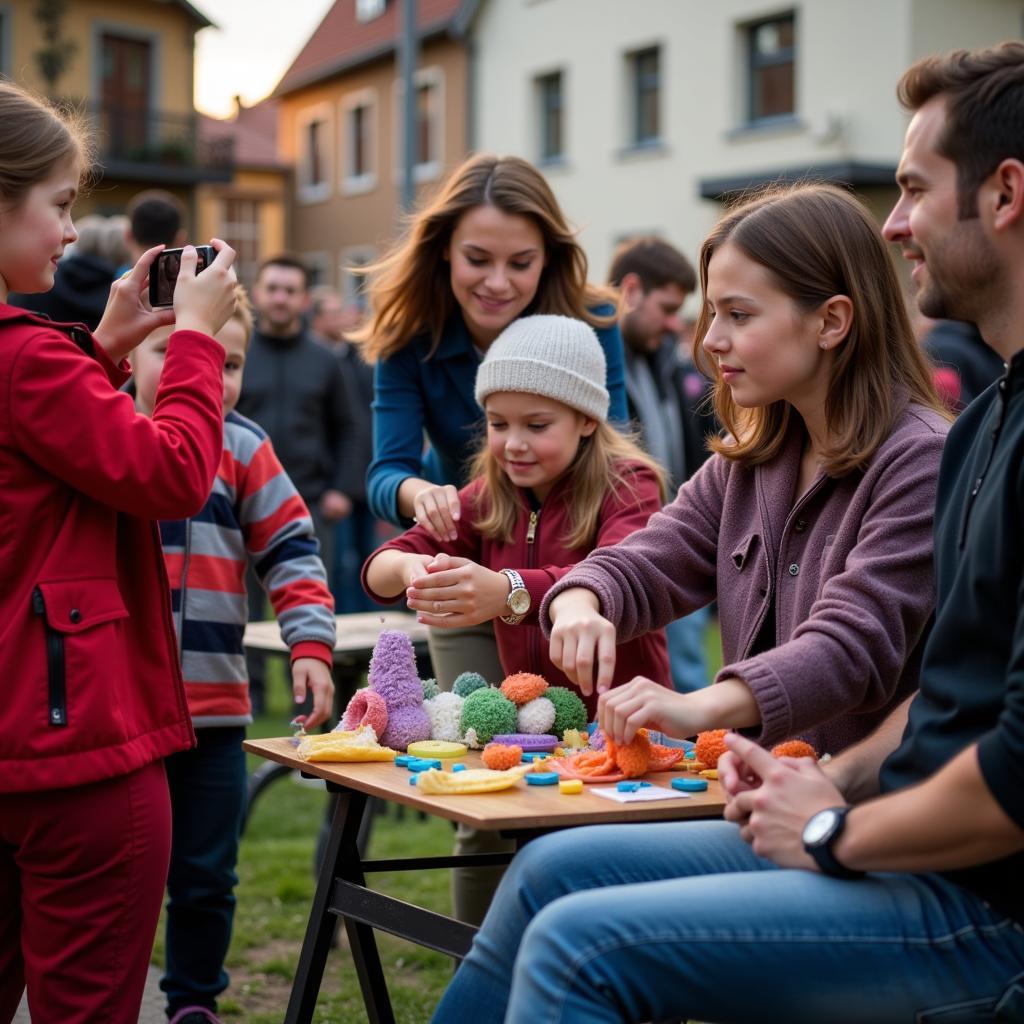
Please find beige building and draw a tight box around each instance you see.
[273,0,471,303]
[196,100,290,291]
[464,0,1024,285]
[0,0,230,223]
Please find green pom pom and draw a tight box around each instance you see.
[421,678,439,700]
[545,687,588,737]
[452,671,489,698]
[459,687,516,745]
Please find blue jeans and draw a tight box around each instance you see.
[161,726,247,1015]
[665,606,711,692]
[432,821,1024,1024]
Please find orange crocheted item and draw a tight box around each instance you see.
[548,729,685,782]
[481,743,524,770]
[499,672,548,705]
[694,729,729,768]
[771,740,818,760]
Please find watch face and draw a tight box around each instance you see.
[803,808,838,846]
[508,589,531,615]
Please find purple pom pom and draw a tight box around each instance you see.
[589,727,606,750]
[379,704,433,752]
[368,630,422,708]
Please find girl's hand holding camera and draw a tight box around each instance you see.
[171,239,237,338]
[407,551,511,627]
[548,587,617,695]
[94,240,237,363]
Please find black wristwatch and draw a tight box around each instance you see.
[801,806,865,879]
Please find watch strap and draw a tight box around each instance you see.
[804,806,864,880]
[499,568,528,625]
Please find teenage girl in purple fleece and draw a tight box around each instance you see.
[542,183,951,758]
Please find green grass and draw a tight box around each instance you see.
[153,620,724,1022]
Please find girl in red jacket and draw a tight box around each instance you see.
[0,81,237,1024]
[363,313,669,712]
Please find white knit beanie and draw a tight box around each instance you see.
[474,315,609,422]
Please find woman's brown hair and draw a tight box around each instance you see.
[468,418,667,551]
[0,82,92,209]
[351,153,616,361]
[693,183,949,475]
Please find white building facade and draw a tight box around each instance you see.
[466,0,1024,284]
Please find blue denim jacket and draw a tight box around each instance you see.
[367,306,628,524]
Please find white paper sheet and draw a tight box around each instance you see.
[590,784,692,803]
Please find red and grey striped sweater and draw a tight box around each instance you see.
[159,410,336,726]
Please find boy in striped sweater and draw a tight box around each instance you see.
[133,285,336,1024]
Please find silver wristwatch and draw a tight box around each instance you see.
[499,568,531,625]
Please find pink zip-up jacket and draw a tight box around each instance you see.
[541,404,950,755]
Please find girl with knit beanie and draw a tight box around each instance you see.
[361,314,668,926]
[362,312,668,711]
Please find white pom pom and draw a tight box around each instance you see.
[516,696,556,734]
[424,691,465,743]
[463,727,481,749]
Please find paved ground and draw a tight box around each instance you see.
[14,965,166,1022]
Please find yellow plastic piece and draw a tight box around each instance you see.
[296,726,397,763]
[406,740,468,759]
[558,779,584,794]
[685,760,707,773]
[414,764,531,795]
[699,768,719,780]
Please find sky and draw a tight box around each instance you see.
[193,0,335,118]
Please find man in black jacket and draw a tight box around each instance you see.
[237,256,355,708]
[609,238,715,692]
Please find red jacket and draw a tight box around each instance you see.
[362,462,669,717]
[0,306,225,793]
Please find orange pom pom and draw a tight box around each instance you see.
[771,740,818,760]
[499,672,548,705]
[613,729,652,778]
[695,729,729,768]
[482,743,523,770]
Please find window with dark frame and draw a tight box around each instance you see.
[631,46,661,146]
[306,118,326,186]
[350,103,369,178]
[747,13,796,122]
[415,81,436,166]
[537,71,564,162]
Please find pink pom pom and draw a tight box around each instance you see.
[341,689,389,737]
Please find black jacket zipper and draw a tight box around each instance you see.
[32,587,68,727]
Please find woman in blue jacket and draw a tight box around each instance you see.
[354,153,626,923]
[356,153,626,687]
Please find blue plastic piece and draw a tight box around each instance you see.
[452,763,467,772]
[395,755,415,767]
[639,781,652,788]
[407,758,442,772]
[521,752,550,763]
[409,774,419,785]
[525,772,559,786]
[672,776,708,792]
[617,781,642,792]
[684,750,696,760]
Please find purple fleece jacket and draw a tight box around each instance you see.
[540,404,950,755]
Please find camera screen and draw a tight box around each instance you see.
[149,246,213,308]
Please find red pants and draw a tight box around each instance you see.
[0,760,171,1024]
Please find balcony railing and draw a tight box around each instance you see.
[91,103,234,183]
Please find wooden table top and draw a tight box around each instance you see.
[243,612,429,658]
[244,736,726,832]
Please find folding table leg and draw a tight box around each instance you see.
[285,788,374,1022]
